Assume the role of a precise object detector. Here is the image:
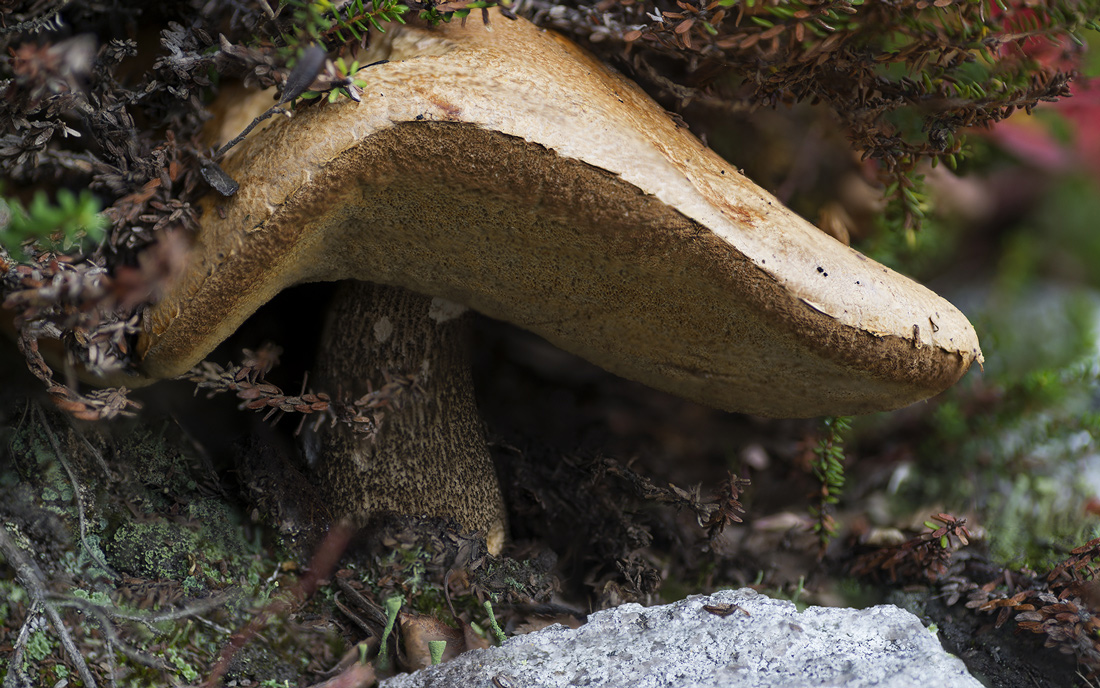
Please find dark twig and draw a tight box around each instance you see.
[0,0,71,35]
[203,522,354,687]
[3,598,38,688]
[52,600,173,672]
[0,524,99,688]
[71,420,113,478]
[33,404,118,579]
[335,576,389,630]
[212,106,289,160]
[49,587,239,630]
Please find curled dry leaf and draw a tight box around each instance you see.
[397,611,466,671]
[305,661,376,688]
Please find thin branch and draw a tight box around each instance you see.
[203,522,354,687]
[0,524,99,688]
[59,601,173,673]
[50,588,239,626]
[3,599,39,688]
[34,404,118,579]
[71,420,114,478]
[212,106,289,159]
[0,0,71,34]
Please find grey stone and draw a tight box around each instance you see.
[381,588,981,688]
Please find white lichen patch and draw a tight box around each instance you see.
[428,297,468,323]
[374,316,394,343]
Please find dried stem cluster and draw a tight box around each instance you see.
[853,514,1100,677]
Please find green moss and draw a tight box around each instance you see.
[68,423,269,594]
[188,497,246,557]
[224,643,300,686]
[182,575,206,596]
[985,473,1100,570]
[107,521,201,580]
[8,423,72,516]
[166,647,199,683]
[70,588,111,606]
[877,173,1100,572]
[0,187,106,261]
[0,227,423,688]
[24,630,53,663]
[104,506,261,590]
[114,426,193,498]
[73,532,110,576]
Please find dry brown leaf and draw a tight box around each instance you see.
[397,611,467,671]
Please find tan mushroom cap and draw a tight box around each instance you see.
[137,11,982,418]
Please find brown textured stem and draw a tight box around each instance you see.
[306,281,507,553]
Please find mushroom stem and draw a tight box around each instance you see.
[305,281,507,554]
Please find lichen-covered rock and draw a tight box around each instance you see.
[382,588,981,688]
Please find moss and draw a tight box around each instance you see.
[24,629,53,663]
[70,588,111,606]
[0,383,367,683]
[224,640,300,686]
[166,647,200,683]
[72,531,110,577]
[7,422,56,472]
[107,521,201,580]
[113,426,196,500]
[985,473,1100,570]
[7,423,73,518]
[873,278,1100,571]
[105,507,261,589]
[188,497,247,559]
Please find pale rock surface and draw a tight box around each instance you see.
[382,588,981,688]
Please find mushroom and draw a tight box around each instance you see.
[128,12,981,554]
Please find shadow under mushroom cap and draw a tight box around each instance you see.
[137,13,982,418]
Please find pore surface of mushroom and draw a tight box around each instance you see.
[133,12,982,551]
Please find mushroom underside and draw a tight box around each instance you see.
[146,122,974,418]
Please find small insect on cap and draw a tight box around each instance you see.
[137,11,982,418]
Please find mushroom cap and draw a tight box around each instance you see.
[137,12,981,418]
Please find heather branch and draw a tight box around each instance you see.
[184,350,420,437]
[853,520,1100,676]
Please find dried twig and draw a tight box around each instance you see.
[203,523,355,687]
[33,403,118,579]
[851,512,971,584]
[3,598,38,688]
[853,519,1100,677]
[702,472,750,540]
[185,347,419,438]
[53,599,173,673]
[0,524,99,688]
